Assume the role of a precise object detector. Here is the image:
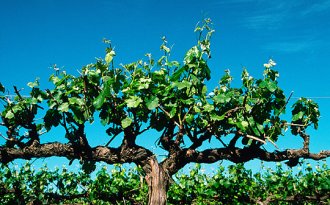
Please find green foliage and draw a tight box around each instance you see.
[89,165,148,204]
[0,163,148,205]
[0,162,328,204]
[168,163,255,204]
[0,18,321,152]
[291,98,320,135]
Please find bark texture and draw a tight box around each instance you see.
[144,156,168,205]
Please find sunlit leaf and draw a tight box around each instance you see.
[292,111,304,121]
[172,80,192,90]
[58,102,69,112]
[210,113,225,121]
[69,97,84,106]
[5,110,14,119]
[213,93,230,104]
[160,45,170,53]
[27,78,40,88]
[236,121,249,131]
[49,75,61,85]
[184,46,200,64]
[260,80,277,92]
[105,50,115,64]
[169,106,177,118]
[203,103,214,112]
[126,96,143,108]
[121,117,132,128]
[145,96,159,110]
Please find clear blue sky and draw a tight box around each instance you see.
[1,0,329,170]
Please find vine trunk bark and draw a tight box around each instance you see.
[145,157,169,205]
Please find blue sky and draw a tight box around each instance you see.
[1,0,330,170]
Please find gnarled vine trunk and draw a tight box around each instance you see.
[144,156,169,205]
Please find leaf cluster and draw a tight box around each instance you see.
[0,19,321,155]
[0,161,329,204]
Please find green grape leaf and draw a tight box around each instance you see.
[93,92,106,109]
[292,111,304,121]
[172,80,192,90]
[260,80,277,92]
[121,117,132,128]
[69,97,84,106]
[58,102,69,112]
[145,96,159,110]
[170,66,186,81]
[105,50,115,64]
[5,110,14,119]
[27,78,40,88]
[210,113,225,121]
[126,96,143,108]
[236,121,249,131]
